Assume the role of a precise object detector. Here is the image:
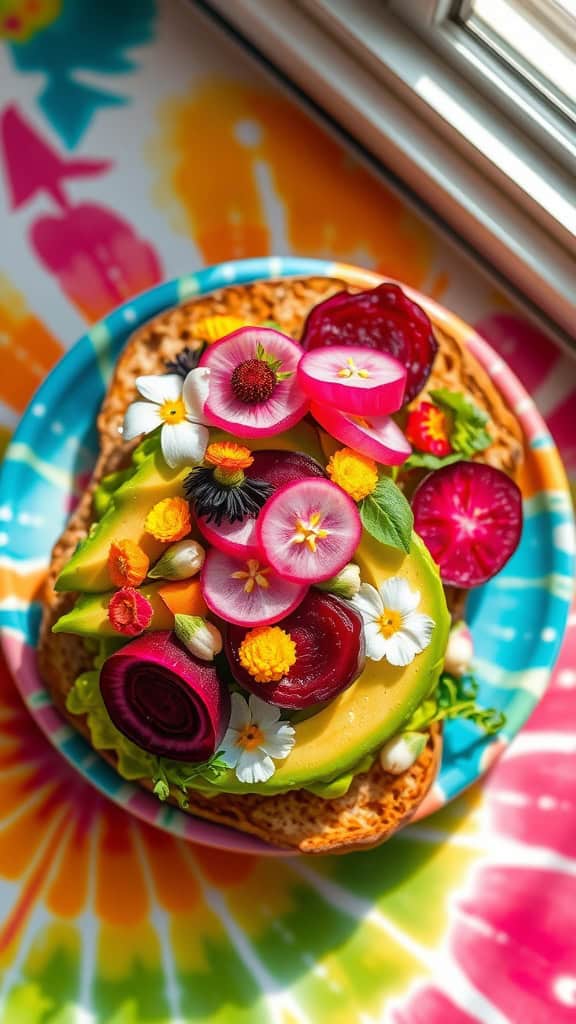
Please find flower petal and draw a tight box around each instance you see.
[219,730,242,768]
[260,723,295,760]
[379,576,420,616]
[401,612,435,652]
[136,374,183,404]
[383,631,419,667]
[350,583,383,622]
[235,750,276,784]
[248,693,281,726]
[228,692,251,731]
[123,401,161,440]
[183,367,211,423]
[364,620,389,661]
[161,421,209,469]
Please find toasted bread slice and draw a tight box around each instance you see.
[38,276,522,853]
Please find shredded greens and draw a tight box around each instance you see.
[406,671,505,735]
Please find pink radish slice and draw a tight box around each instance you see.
[196,513,260,560]
[195,450,326,559]
[300,283,438,402]
[412,461,523,588]
[310,401,411,466]
[201,548,308,626]
[200,327,309,437]
[256,478,362,584]
[99,632,230,762]
[297,344,406,415]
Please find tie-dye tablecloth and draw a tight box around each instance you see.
[0,2,575,1021]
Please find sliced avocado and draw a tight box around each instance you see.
[53,581,180,637]
[194,533,449,795]
[56,446,191,593]
[210,419,326,465]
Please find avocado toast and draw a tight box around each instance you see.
[39,276,523,853]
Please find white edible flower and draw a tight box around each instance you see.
[351,576,435,667]
[380,732,427,774]
[316,562,361,599]
[221,693,295,784]
[444,621,474,677]
[175,614,222,661]
[123,368,211,468]
[149,539,206,580]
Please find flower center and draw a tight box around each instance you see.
[238,625,297,683]
[291,511,330,553]
[337,356,370,379]
[378,608,403,639]
[159,397,187,424]
[231,358,277,404]
[236,724,265,751]
[424,406,450,442]
[231,559,271,594]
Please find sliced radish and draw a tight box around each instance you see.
[196,450,326,559]
[412,461,523,588]
[99,632,230,761]
[301,283,438,402]
[297,344,406,415]
[201,548,308,626]
[200,327,309,437]
[310,401,411,466]
[256,478,361,584]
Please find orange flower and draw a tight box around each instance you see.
[205,441,254,471]
[145,497,191,542]
[108,540,150,588]
[191,316,248,344]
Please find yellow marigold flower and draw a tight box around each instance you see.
[238,626,297,683]
[326,447,378,502]
[205,441,254,471]
[145,497,191,543]
[191,316,249,344]
[108,539,150,588]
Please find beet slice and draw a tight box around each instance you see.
[301,283,438,402]
[225,591,365,709]
[196,450,326,559]
[412,460,523,588]
[100,632,230,761]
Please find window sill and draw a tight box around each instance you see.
[196,0,575,349]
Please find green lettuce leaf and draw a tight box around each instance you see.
[430,388,492,458]
[406,671,505,735]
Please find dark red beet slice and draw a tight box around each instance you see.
[412,461,523,589]
[100,631,231,761]
[225,590,365,709]
[301,283,438,402]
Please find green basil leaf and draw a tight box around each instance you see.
[360,475,413,553]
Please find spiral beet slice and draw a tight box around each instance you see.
[225,591,365,709]
[100,632,230,761]
[301,283,438,402]
[412,461,523,588]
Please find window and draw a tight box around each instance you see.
[458,0,576,121]
[198,0,576,343]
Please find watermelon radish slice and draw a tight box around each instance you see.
[310,400,411,466]
[199,327,308,437]
[412,461,523,588]
[196,450,326,559]
[301,284,438,402]
[99,632,230,762]
[201,548,308,625]
[225,591,365,709]
[297,344,406,415]
[256,478,361,584]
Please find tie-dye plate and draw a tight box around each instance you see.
[0,257,572,854]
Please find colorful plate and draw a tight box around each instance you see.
[0,256,572,854]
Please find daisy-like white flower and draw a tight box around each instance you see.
[123,368,211,469]
[221,692,295,784]
[351,576,435,667]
